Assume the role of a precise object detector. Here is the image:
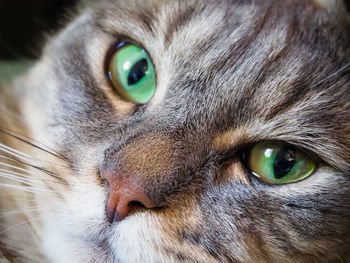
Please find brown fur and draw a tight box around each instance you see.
[1,0,350,262]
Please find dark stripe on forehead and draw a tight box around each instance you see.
[265,60,350,122]
[264,78,312,121]
[136,8,157,35]
[210,4,272,71]
[207,2,317,127]
[96,1,159,37]
[164,4,196,46]
[202,5,274,127]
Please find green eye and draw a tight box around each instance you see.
[108,43,156,104]
[247,142,316,184]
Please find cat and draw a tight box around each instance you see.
[0,0,350,262]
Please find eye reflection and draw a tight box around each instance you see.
[247,142,316,184]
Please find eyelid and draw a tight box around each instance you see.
[216,139,320,161]
[217,140,320,172]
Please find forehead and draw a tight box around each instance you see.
[96,0,349,98]
[47,0,350,171]
[95,1,349,119]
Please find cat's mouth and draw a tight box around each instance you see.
[42,188,203,263]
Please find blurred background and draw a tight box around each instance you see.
[0,0,79,60]
[1,0,350,60]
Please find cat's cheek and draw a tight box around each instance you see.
[265,166,350,253]
[108,214,166,262]
[39,179,110,262]
[41,223,111,263]
[268,166,339,195]
[39,152,109,243]
[39,180,107,238]
[63,181,107,232]
[107,210,215,263]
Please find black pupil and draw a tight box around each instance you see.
[128,59,148,85]
[273,147,296,179]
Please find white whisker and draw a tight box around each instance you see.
[0,170,49,186]
[0,168,57,185]
[0,172,36,185]
[0,168,34,180]
[0,142,31,158]
[0,157,66,184]
[0,144,70,170]
[0,206,39,219]
[0,126,67,160]
[0,183,52,194]
[313,62,350,88]
[0,159,38,176]
[0,216,43,235]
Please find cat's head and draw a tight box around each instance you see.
[15,0,350,262]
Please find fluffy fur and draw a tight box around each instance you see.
[0,0,350,262]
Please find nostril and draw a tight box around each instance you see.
[101,170,156,223]
[106,193,156,223]
[125,201,147,215]
[128,201,146,210]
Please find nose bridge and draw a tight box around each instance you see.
[101,126,210,222]
[111,117,213,182]
[117,132,178,180]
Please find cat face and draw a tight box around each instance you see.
[7,0,350,262]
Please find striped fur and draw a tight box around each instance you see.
[0,0,350,262]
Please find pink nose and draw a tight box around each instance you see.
[101,171,156,223]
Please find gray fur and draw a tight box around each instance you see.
[0,0,350,262]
